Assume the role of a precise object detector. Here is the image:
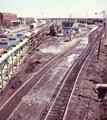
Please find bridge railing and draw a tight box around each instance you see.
[0,30,43,91]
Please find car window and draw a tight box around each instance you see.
[0,42,8,45]
[17,34,23,36]
[9,38,16,40]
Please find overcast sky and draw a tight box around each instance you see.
[0,0,107,18]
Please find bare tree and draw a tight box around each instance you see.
[26,17,34,25]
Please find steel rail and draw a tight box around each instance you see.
[0,38,81,120]
[0,25,100,120]
[43,27,103,120]
[64,27,105,120]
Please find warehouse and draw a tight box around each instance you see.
[0,12,20,28]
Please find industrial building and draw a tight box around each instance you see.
[0,12,20,28]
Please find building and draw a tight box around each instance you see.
[0,12,20,28]
[18,17,26,24]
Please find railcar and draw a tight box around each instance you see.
[50,25,62,36]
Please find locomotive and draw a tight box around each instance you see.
[50,23,62,36]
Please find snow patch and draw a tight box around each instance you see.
[40,46,61,54]
[22,89,51,105]
[67,54,80,63]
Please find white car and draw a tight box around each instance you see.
[23,32,32,38]
[5,29,10,33]
[28,29,37,35]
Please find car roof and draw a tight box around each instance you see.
[0,41,9,45]
[8,37,17,39]
[0,41,9,43]
[17,33,23,35]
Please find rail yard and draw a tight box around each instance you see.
[0,18,107,120]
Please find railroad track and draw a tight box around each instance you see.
[0,26,101,120]
[0,37,82,120]
[42,27,104,120]
[64,28,106,120]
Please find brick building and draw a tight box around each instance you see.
[0,12,20,28]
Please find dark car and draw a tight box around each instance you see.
[16,33,25,41]
[0,34,10,38]
[0,41,14,52]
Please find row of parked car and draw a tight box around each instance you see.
[0,27,42,56]
[0,33,26,55]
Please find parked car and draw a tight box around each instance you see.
[0,31,4,34]
[16,33,26,41]
[28,29,35,35]
[0,41,14,52]
[8,37,19,45]
[0,34,10,38]
[23,32,32,38]
[4,29,10,33]
[0,29,10,34]
[33,29,38,34]
[28,29,38,36]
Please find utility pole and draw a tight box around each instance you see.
[95,11,105,28]
[86,12,88,25]
[42,12,44,40]
[0,19,1,30]
[106,14,107,37]
[95,10,105,62]
[102,11,105,28]
[78,12,80,23]
[42,13,44,19]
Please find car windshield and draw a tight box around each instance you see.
[0,42,8,45]
[9,38,16,40]
[63,23,74,27]
[28,30,31,32]
[17,34,23,36]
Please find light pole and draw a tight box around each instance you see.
[95,11,105,27]
[95,10,106,62]
[86,12,88,25]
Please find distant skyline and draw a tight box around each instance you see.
[0,0,107,18]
